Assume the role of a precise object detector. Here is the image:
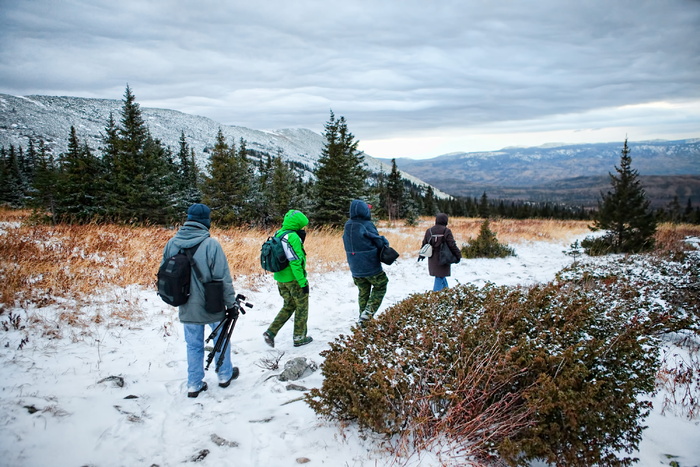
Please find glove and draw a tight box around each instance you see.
[417,256,425,262]
[301,284,309,294]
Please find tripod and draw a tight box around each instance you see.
[205,294,253,373]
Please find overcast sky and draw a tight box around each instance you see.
[1,0,699,159]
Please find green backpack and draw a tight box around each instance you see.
[260,231,291,272]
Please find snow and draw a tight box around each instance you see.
[1,235,699,467]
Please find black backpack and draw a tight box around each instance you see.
[157,242,203,306]
[260,231,291,272]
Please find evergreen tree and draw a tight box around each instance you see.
[666,196,682,224]
[265,153,303,225]
[55,127,104,222]
[29,140,58,220]
[372,169,388,219]
[313,111,368,226]
[586,139,657,254]
[108,86,178,223]
[23,140,38,188]
[201,129,250,225]
[461,218,515,258]
[423,185,438,216]
[683,198,694,223]
[478,192,490,218]
[139,136,180,223]
[385,158,404,221]
[0,145,26,207]
[100,112,120,219]
[176,131,201,208]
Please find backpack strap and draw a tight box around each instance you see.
[183,240,206,282]
[428,227,444,245]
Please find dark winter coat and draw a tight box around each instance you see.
[160,221,237,324]
[343,199,389,278]
[422,213,461,277]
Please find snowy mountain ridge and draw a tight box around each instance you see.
[0,93,448,197]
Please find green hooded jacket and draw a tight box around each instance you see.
[273,210,309,287]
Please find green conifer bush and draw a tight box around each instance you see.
[307,262,694,465]
[461,219,515,258]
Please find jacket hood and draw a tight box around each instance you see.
[436,213,448,226]
[172,221,211,249]
[281,210,309,231]
[349,199,371,220]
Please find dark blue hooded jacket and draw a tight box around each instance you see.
[342,200,389,278]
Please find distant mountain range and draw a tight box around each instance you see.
[2,92,698,208]
[382,140,700,207]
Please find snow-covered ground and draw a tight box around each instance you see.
[1,235,698,466]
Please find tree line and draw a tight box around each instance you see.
[1,86,695,227]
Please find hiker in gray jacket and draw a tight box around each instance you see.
[160,204,239,398]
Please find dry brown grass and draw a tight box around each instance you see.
[2,208,697,311]
[654,223,700,255]
[378,217,592,247]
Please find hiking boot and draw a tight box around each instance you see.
[218,367,240,388]
[263,331,275,348]
[358,309,372,326]
[187,382,208,398]
[293,336,313,347]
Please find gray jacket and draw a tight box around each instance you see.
[160,221,236,324]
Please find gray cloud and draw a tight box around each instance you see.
[1,0,699,157]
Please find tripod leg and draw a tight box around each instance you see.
[205,317,230,371]
[215,315,238,373]
[205,318,226,344]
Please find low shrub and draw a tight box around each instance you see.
[308,276,676,466]
[461,219,515,259]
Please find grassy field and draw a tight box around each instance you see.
[1,208,697,310]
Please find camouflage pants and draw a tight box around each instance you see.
[352,271,389,318]
[268,281,309,342]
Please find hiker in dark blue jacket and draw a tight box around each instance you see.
[342,199,390,326]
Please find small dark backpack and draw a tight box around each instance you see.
[260,231,290,272]
[157,242,202,306]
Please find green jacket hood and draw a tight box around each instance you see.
[281,210,309,231]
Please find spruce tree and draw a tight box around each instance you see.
[385,158,404,221]
[666,196,682,224]
[55,127,104,222]
[100,112,120,219]
[0,145,26,207]
[29,140,58,220]
[313,111,368,226]
[139,136,180,223]
[587,139,657,254]
[23,140,38,188]
[423,185,438,216]
[108,86,178,223]
[683,198,694,223]
[201,129,250,225]
[176,131,201,208]
[266,154,302,224]
[478,192,490,218]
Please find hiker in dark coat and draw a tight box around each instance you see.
[420,213,461,291]
[342,199,390,325]
[160,203,239,398]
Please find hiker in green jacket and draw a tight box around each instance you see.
[263,209,313,348]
